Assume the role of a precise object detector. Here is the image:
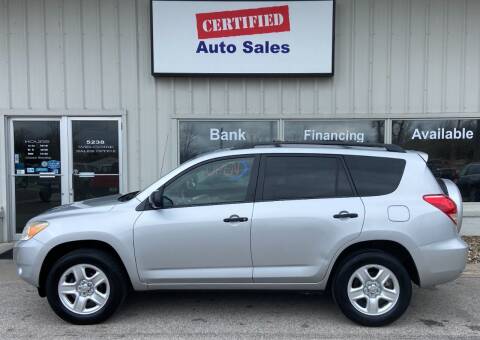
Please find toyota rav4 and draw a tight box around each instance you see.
[14,142,467,326]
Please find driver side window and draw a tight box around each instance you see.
[162,157,255,208]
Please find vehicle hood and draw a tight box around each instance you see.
[33,194,124,221]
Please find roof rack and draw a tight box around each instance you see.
[232,141,406,153]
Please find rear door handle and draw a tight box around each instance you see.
[333,211,359,219]
[223,215,249,223]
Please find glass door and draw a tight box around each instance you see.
[9,117,122,238]
[69,118,122,201]
[10,119,67,235]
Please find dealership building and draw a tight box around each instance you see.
[1,0,480,242]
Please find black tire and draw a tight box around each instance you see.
[332,250,412,327]
[45,249,128,324]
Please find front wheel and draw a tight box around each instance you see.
[332,251,412,327]
[45,249,128,324]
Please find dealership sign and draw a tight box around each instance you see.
[151,0,335,76]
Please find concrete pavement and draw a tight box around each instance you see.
[1,260,480,339]
[460,217,480,236]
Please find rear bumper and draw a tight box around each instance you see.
[416,236,468,287]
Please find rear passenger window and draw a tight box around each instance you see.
[344,156,406,197]
[262,156,353,201]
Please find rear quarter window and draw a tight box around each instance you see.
[344,156,406,197]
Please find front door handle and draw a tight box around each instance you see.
[223,215,249,223]
[333,211,359,219]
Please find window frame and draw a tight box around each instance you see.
[152,154,261,210]
[255,153,358,203]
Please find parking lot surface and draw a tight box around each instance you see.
[1,260,480,339]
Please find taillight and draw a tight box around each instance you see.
[423,194,457,224]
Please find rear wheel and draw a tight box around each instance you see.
[45,249,128,324]
[332,251,412,327]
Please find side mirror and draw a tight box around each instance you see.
[148,190,163,210]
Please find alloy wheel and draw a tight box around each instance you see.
[57,264,110,315]
[347,264,400,316]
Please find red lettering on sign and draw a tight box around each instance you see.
[196,5,291,39]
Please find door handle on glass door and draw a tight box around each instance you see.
[223,215,249,223]
[78,172,95,178]
[39,172,56,179]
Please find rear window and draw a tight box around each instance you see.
[262,156,354,201]
[344,156,406,197]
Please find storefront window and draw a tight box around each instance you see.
[392,119,480,202]
[179,121,278,163]
[284,120,385,144]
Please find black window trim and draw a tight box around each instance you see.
[255,153,358,203]
[138,154,260,211]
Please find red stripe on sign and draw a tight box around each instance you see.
[196,5,291,40]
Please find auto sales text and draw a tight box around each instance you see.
[196,40,290,54]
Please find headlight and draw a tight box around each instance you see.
[21,221,48,241]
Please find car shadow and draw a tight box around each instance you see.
[114,289,343,323]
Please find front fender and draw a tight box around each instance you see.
[38,232,145,290]
[29,201,147,292]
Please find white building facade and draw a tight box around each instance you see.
[1,0,480,241]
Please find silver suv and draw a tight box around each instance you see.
[14,142,467,326]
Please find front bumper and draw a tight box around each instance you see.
[416,236,468,287]
[13,238,45,287]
